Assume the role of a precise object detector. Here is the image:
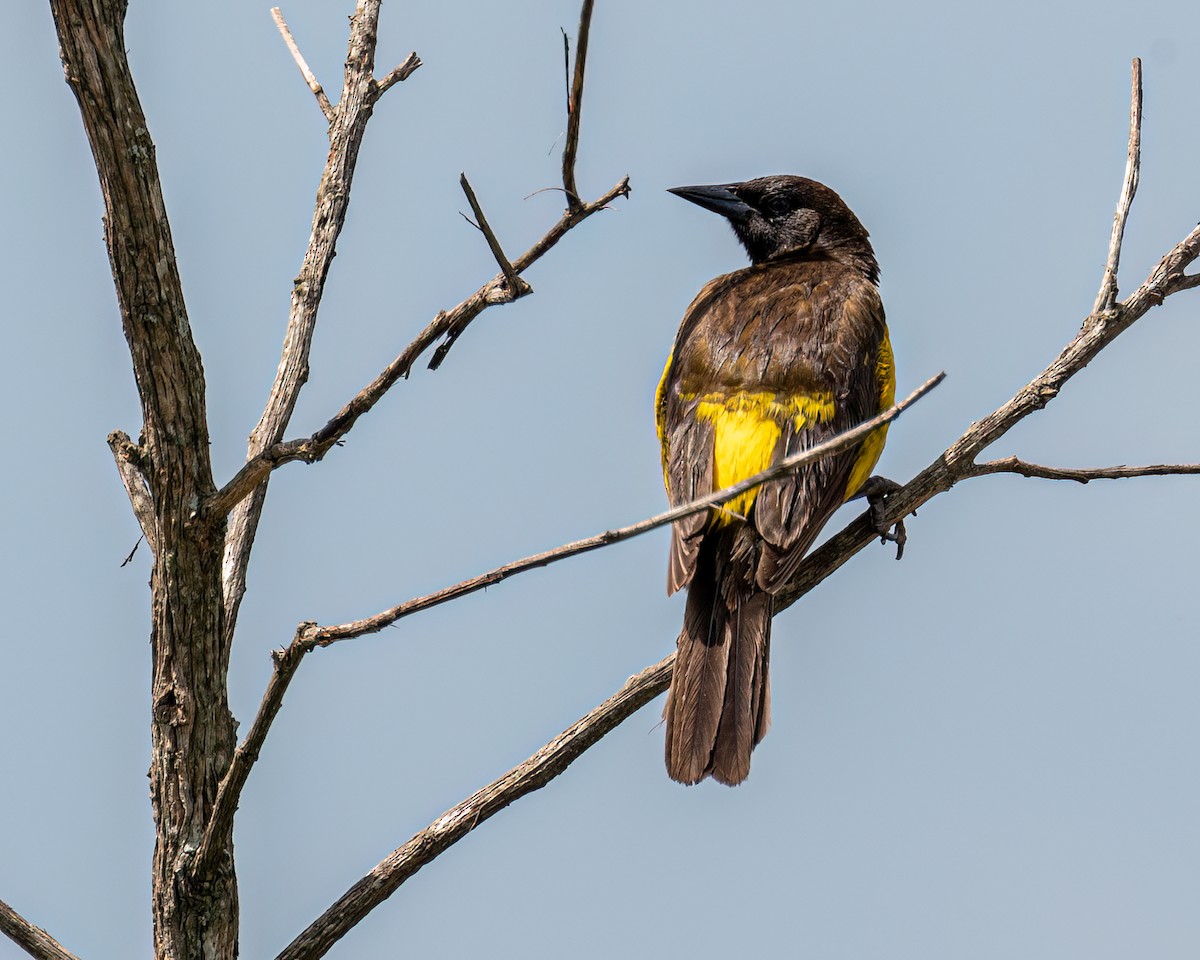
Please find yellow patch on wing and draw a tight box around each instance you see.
[844,327,897,499]
[695,391,835,522]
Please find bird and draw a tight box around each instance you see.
[656,175,896,785]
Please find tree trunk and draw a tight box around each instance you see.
[48,2,238,958]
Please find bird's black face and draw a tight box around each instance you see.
[668,175,877,280]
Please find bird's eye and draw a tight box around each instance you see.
[761,196,790,217]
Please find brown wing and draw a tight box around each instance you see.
[753,270,888,591]
[657,272,744,595]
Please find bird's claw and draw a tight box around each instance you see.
[855,475,907,560]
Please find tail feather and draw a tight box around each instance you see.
[664,536,773,786]
[710,591,772,785]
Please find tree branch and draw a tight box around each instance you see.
[968,456,1200,483]
[273,654,673,960]
[561,0,594,210]
[221,0,421,645]
[374,51,422,98]
[270,7,335,123]
[107,430,156,552]
[0,898,83,960]
[1093,58,1142,314]
[459,173,531,302]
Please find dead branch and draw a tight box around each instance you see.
[107,430,156,552]
[459,173,531,301]
[270,7,335,122]
[374,52,422,98]
[561,0,594,209]
[1094,59,1142,314]
[0,898,83,960]
[968,457,1200,483]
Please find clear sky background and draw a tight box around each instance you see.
[4,1,1200,958]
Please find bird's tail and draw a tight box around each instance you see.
[664,532,772,786]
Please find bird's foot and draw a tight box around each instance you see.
[855,475,908,560]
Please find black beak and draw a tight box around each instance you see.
[667,183,754,222]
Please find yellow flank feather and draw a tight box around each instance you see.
[843,327,896,499]
[695,390,834,522]
[655,353,674,486]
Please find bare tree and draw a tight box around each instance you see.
[4,2,1197,959]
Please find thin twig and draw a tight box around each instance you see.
[969,456,1200,483]
[1093,57,1142,314]
[374,51,422,98]
[190,631,315,881]
[274,653,674,960]
[0,898,83,960]
[1166,272,1200,294]
[271,7,336,122]
[459,173,531,301]
[120,535,144,567]
[561,0,594,210]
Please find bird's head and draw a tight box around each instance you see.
[667,175,878,281]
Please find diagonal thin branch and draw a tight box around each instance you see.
[459,173,531,302]
[1093,57,1142,314]
[274,653,673,960]
[968,456,1200,483]
[561,0,594,210]
[271,7,336,123]
[0,898,83,960]
[193,374,943,882]
[203,174,630,524]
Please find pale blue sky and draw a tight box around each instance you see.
[4,1,1200,958]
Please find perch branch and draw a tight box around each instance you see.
[194,376,943,882]
[0,897,83,960]
[271,7,336,122]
